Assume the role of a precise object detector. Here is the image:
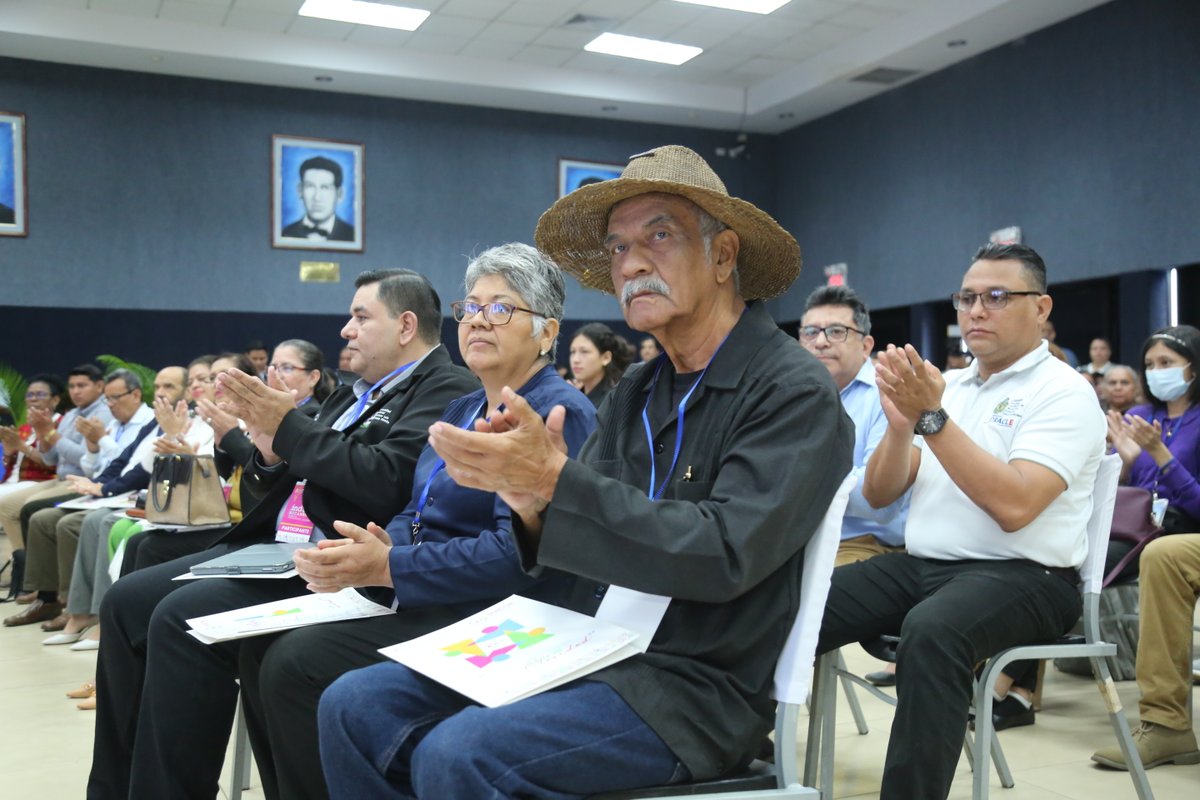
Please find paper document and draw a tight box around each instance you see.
[379,595,641,708]
[185,588,392,643]
[57,494,136,511]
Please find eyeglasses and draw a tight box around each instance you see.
[799,324,866,343]
[952,289,1042,312]
[270,363,303,375]
[192,376,216,385]
[25,390,51,399]
[104,389,136,405]
[451,301,540,325]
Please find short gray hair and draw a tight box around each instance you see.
[464,243,566,361]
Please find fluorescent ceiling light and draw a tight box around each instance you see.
[585,33,702,66]
[298,0,430,31]
[674,0,792,13]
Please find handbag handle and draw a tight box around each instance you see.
[152,455,180,513]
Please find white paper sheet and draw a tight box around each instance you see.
[185,587,392,643]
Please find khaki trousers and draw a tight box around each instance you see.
[835,533,905,568]
[0,480,72,549]
[1136,534,1200,731]
[25,507,85,597]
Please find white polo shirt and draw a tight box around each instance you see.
[906,341,1105,568]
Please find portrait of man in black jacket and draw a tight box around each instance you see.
[279,155,356,242]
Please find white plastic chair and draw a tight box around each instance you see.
[589,472,857,800]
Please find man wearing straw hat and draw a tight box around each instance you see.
[318,145,855,798]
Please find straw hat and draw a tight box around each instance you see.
[534,145,800,300]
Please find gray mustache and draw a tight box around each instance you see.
[622,277,671,307]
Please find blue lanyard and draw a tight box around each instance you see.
[410,399,487,545]
[640,334,730,500]
[350,362,413,424]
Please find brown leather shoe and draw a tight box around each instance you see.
[40,612,69,632]
[15,591,37,605]
[3,599,64,627]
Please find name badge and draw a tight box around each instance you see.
[276,481,314,543]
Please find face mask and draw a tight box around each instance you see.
[1146,366,1193,402]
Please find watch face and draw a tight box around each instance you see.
[917,409,946,435]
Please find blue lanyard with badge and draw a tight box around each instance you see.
[410,399,488,545]
[347,363,413,428]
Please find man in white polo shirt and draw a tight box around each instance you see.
[817,243,1105,800]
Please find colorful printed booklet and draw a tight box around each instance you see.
[185,588,393,644]
[379,595,642,708]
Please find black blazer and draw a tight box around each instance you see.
[216,347,477,546]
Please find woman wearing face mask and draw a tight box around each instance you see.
[1105,325,1200,581]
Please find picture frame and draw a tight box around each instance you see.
[558,158,623,198]
[272,134,364,252]
[0,111,28,238]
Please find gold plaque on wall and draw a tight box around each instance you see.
[300,261,340,283]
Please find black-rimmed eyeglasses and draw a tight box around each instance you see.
[451,301,540,325]
[952,289,1042,312]
[799,324,866,343]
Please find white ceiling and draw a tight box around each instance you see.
[1,0,1111,133]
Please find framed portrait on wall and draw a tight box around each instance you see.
[558,158,623,198]
[272,135,363,252]
[0,111,27,238]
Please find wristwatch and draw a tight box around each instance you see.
[914,408,949,436]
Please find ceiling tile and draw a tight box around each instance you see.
[612,17,683,40]
[630,0,703,26]
[232,0,300,12]
[497,0,581,27]
[575,0,655,17]
[531,27,597,49]
[711,34,775,58]
[737,15,814,41]
[771,0,851,22]
[286,16,355,40]
[764,36,833,60]
[159,0,229,26]
[858,0,929,11]
[224,7,291,33]
[438,0,511,21]
[419,14,490,38]
[474,21,544,44]
[344,26,414,47]
[39,0,89,9]
[562,50,621,72]
[459,38,524,60]
[89,0,162,15]
[508,44,576,67]
[829,4,899,29]
[607,58,672,79]
[668,21,736,48]
[733,56,794,76]
[683,49,747,71]
[404,33,472,54]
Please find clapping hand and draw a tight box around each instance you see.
[154,396,190,437]
[293,521,392,592]
[874,344,946,430]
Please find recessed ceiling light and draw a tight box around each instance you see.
[585,33,702,66]
[947,39,968,48]
[298,0,430,32]
[674,0,792,13]
[315,75,334,82]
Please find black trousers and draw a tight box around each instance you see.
[119,525,232,577]
[88,544,305,800]
[238,604,468,799]
[816,553,1080,800]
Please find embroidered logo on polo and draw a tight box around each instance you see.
[367,409,392,425]
[441,619,554,668]
[990,398,1025,428]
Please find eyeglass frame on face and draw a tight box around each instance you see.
[952,289,1043,313]
[799,323,867,344]
[451,301,540,326]
[104,388,137,405]
[25,390,52,399]
[269,362,307,376]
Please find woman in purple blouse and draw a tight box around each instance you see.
[1106,324,1200,580]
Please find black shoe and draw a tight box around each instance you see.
[865,670,896,687]
[990,696,1035,731]
[0,550,23,603]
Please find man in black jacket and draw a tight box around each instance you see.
[86,269,477,800]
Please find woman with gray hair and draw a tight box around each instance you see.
[238,243,599,800]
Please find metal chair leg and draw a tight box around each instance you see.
[835,650,870,735]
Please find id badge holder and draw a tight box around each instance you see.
[276,480,315,543]
[1150,495,1168,528]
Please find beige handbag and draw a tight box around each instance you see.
[147,454,231,526]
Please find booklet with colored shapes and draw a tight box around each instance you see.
[378,595,642,708]
[185,588,394,644]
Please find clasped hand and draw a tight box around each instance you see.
[874,344,946,429]
[293,521,392,592]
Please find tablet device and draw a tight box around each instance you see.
[189,543,307,576]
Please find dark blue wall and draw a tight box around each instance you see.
[3,0,1199,377]
[769,0,1200,328]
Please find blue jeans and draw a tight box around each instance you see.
[319,664,689,799]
